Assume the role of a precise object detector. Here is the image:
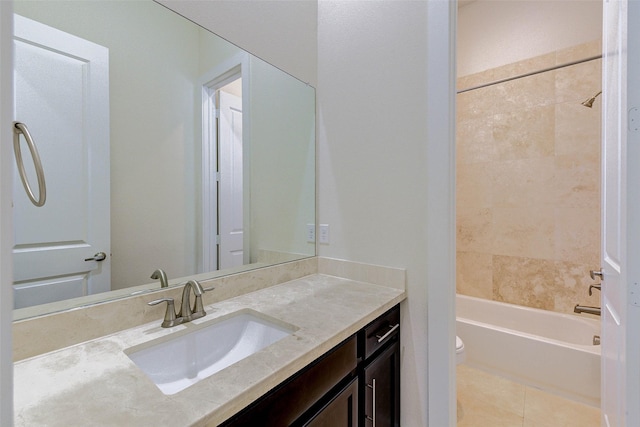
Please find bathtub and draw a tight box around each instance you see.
[456,294,601,407]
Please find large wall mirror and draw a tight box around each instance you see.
[12,0,316,320]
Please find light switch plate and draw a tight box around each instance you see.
[319,224,329,244]
[306,224,315,243]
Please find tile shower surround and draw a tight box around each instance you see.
[456,40,603,313]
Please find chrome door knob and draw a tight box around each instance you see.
[590,269,604,280]
[84,252,107,262]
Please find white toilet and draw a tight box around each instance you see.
[456,335,466,364]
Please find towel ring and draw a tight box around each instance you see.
[13,121,46,207]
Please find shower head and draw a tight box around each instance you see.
[581,90,602,108]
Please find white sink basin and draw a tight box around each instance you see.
[125,310,296,395]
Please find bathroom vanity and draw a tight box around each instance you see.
[222,305,400,426]
[13,259,405,427]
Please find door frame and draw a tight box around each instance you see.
[626,2,640,422]
[0,2,12,425]
[426,1,457,425]
[615,1,640,424]
[199,52,250,273]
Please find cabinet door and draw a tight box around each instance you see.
[303,378,359,427]
[363,340,400,427]
[221,336,357,426]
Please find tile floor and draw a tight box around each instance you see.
[457,364,601,427]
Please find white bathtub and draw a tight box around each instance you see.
[456,294,601,406]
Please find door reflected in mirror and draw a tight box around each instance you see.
[12,0,315,319]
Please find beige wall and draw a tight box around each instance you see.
[456,40,602,313]
[458,0,602,77]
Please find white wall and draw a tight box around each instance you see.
[249,57,316,260]
[317,1,455,424]
[159,0,318,87]
[458,0,602,77]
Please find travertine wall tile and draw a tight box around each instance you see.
[456,162,494,209]
[493,106,555,161]
[554,207,600,266]
[456,40,602,314]
[491,157,556,208]
[555,59,602,104]
[555,102,601,157]
[493,256,557,310]
[457,207,493,253]
[456,116,495,164]
[554,153,600,208]
[456,252,493,299]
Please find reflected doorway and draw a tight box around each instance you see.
[202,74,244,271]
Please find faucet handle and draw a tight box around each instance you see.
[148,298,182,328]
[589,284,602,296]
[194,285,215,320]
[590,269,604,280]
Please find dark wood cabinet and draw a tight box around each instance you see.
[220,305,400,427]
[362,340,400,427]
[359,306,401,427]
[221,336,357,427]
[301,377,359,427]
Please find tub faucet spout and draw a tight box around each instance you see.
[574,304,601,316]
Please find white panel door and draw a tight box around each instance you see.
[601,1,640,426]
[13,15,110,308]
[218,90,243,269]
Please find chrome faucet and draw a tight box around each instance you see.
[574,305,601,316]
[179,280,206,322]
[150,269,169,288]
[147,280,214,328]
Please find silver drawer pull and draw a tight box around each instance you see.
[365,378,377,426]
[375,323,399,343]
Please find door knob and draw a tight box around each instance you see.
[590,269,604,280]
[84,252,107,262]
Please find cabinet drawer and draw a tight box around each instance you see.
[362,306,400,360]
[221,335,357,426]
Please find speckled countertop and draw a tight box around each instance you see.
[14,273,405,426]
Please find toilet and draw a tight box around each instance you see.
[456,335,466,364]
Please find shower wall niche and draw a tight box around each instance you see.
[456,40,602,314]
